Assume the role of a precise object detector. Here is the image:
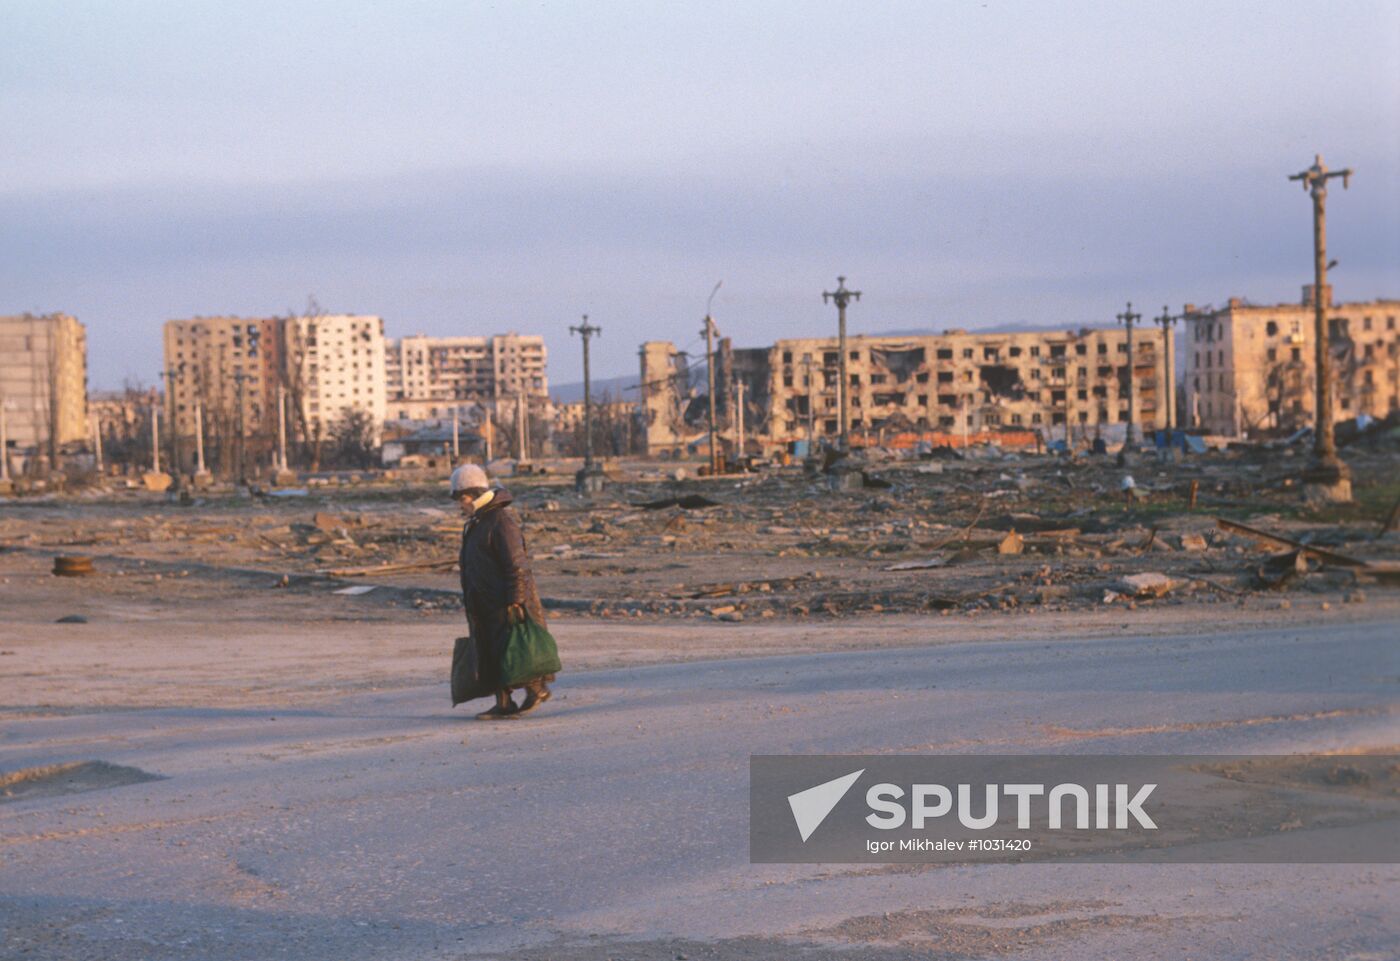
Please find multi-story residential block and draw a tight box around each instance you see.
[640,326,1166,456]
[163,313,385,470]
[0,313,89,462]
[1182,291,1400,436]
[385,333,546,422]
[163,316,284,449]
[287,314,387,438]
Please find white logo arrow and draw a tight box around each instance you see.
[787,768,864,842]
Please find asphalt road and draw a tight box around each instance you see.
[2,618,1397,960]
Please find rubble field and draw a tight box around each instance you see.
[4,442,1399,624]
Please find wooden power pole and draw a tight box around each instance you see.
[570,314,605,491]
[1116,301,1141,447]
[701,282,723,475]
[1289,153,1354,503]
[823,276,861,452]
[1154,306,1181,432]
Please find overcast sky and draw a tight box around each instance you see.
[3,0,1398,389]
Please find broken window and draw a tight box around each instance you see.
[979,364,1024,400]
[936,348,953,360]
[1050,344,1067,357]
[1030,346,1041,357]
[1076,343,1088,355]
[937,371,954,383]
[823,351,839,366]
[983,346,999,360]
[869,346,926,382]
[962,348,974,359]
[873,392,904,406]
[1009,346,1022,357]
[1266,321,1278,336]
[937,393,957,406]
[916,372,929,383]
[870,374,887,384]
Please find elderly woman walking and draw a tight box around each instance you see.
[451,463,557,719]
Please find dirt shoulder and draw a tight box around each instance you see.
[3,543,1396,712]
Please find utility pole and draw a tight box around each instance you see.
[91,411,103,475]
[0,398,10,487]
[516,392,527,461]
[162,365,183,488]
[1289,153,1354,503]
[1154,306,1181,431]
[483,402,494,462]
[803,357,815,452]
[1116,301,1141,447]
[570,314,605,491]
[151,399,161,474]
[701,281,722,475]
[276,384,289,474]
[822,276,861,452]
[451,407,460,461]
[232,370,249,484]
[194,398,206,476]
[734,380,745,464]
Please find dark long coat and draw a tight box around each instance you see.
[458,488,548,683]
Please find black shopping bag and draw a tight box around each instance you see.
[451,635,496,705]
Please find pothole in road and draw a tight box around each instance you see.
[0,760,164,802]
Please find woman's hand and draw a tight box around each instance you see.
[505,603,527,625]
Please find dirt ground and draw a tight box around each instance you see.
[4,442,1399,632]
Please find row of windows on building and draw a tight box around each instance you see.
[778,342,1141,366]
[781,406,1134,435]
[782,365,1142,389]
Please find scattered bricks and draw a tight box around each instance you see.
[1178,533,1209,551]
[1117,572,1180,597]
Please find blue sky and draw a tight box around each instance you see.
[3,0,1398,388]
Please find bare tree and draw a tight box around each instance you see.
[327,408,377,469]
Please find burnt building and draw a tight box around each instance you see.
[640,326,1167,456]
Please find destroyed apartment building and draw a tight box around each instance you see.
[385,333,548,423]
[0,312,89,474]
[639,326,1168,456]
[162,314,387,474]
[1183,290,1400,437]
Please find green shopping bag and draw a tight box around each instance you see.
[499,618,562,688]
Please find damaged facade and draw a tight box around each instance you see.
[385,333,547,422]
[163,314,386,471]
[640,327,1166,456]
[0,313,89,464]
[1182,291,1400,436]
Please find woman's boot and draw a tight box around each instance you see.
[475,689,518,720]
[518,680,551,715]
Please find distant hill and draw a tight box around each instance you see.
[549,373,636,403]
